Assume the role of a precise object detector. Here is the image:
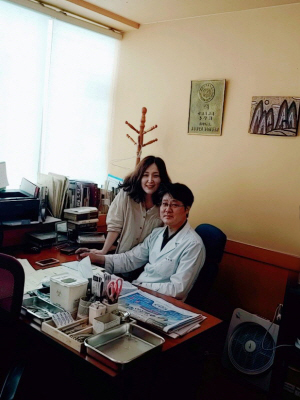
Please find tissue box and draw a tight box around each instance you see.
[50,274,88,313]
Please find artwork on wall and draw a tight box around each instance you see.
[188,79,225,136]
[249,96,300,136]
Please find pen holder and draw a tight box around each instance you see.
[88,302,106,325]
[76,296,92,320]
[102,299,118,313]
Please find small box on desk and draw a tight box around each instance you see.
[27,231,57,248]
[42,318,92,352]
[50,274,88,313]
[93,313,120,333]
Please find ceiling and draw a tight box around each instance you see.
[44,0,300,33]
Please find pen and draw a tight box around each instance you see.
[99,281,104,301]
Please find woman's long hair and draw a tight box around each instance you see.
[119,156,171,204]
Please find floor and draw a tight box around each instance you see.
[197,352,269,400]
[2,318,282,400]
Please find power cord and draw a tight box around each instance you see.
[0,221,3,248]
[261,303,294,351]
[110,156,136,170]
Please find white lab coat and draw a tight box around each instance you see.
[105,222,205,300]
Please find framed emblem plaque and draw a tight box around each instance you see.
[188,79,225,135]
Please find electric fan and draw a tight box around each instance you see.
[223,308,279,391]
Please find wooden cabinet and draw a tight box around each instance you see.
[97,213,107,233]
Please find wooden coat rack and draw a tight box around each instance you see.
[125,107,158,166]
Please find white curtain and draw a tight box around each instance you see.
[0,0,118,188]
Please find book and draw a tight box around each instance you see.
[68,180,98,208]
[37,173,69,218]
[67,218,98,232]
[20,177,40,198]
[66,218,99,226]
[77,233,105,244]
[84,181,98,207]
[63,207,98,221]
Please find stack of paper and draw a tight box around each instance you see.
[0,161,9,189]
[119,290,206,337]
[19,257,103,294]
[38,172,69,218]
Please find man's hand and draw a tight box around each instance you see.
[75,247,89,258]
[75,247,105,265]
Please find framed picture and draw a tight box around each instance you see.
[106,174,123,191]
[188,79,225,135]
[249,96,300,136]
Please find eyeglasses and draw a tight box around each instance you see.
[161,202,185,210]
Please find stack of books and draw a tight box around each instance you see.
[63,207,99,237]
[66,180,99,209]
[77,232,105,244]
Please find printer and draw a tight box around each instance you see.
[0,178,40,223]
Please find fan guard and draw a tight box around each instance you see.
[228,322,276,375]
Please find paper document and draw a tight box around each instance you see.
[61,260,105,274]
[21,265,71,293]
[77,256,93,279]
[18,258,94,294]
[119,290,206,334]
[0,161,9,188]
[168,323,201,338]
[118,280,138,296]
[18,258,36,276]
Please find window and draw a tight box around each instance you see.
[0,0,119,188]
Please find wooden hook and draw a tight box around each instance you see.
[126,134,137,145]
[125,121,139,134]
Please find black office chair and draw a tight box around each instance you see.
[186,223,227,310]
[0,253,26,400]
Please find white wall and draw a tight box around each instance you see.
[108,3,300,257]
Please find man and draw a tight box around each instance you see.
[76,183,205,300]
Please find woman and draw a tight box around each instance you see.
[83,156,171,256]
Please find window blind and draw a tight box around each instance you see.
[0,0,119,188]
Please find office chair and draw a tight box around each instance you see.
[0,253,25,400]
[186,223,227,310]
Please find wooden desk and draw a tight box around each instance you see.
[10,247,223,400]
[13,246,222,348]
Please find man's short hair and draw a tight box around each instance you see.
[160,183,194,209]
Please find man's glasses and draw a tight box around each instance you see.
[161,202,185,210]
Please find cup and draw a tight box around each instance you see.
[76,296,92,320]
[102,298,118,313]
[88,302,106,324]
